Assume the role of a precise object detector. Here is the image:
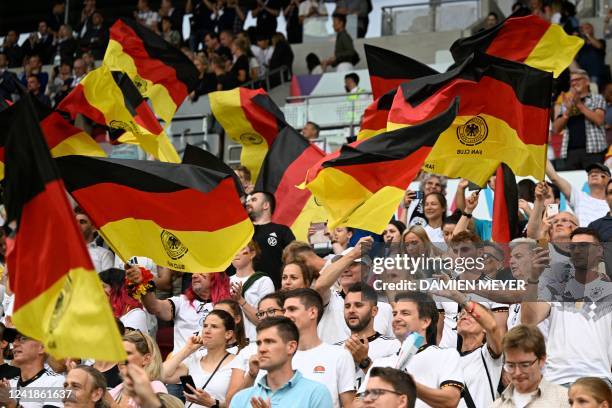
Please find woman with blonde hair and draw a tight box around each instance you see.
[109,330,166,407]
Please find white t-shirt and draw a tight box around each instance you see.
[335,333,400,390]
[318,290,395,344]
[9,369,65,408]
[120,307,149,334]
[230,274,275,341]
[569,186,609,227]
[169,294,214,353]
[363,345,465,408]
[185,354,234,407]
[228,342,258,373]
[512,389,538,408]
[436,295,508,349]
[293,343,356,408]
[544,302,612,384]
[459,344,503,408]
[88,242,114,272]
[424,225,445,246]
[507,303,550,341]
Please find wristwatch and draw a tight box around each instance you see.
[461,211,473,218]
[358,357,372,370]
[211,399,220,408]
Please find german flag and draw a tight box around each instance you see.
[255,126,326,241]
[104,18,199,124]
[182,144,245,196]
[4,94,125,361]
[388,52,552,186]
[365,44,438,99]
[58,65,180,163]
[0,97,105,180]
[209,88,286,181]
[302,98,459,234]
[55,156,254,272]
[492,163,520,243]
[450,13,583,78]
[358,46,438,140]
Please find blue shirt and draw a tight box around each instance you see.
[230,370,333,408]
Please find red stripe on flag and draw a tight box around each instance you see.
[486,16,549,62]
[240,89,279,146]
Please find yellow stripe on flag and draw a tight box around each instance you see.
[99,218,254,272]
[524,25,584,78]
[104,40,177,125]
[289,195,328,242]
[13,267,126,361]
[209,89,270,181]
[418,114,546,186]
[357,127,387,141]
[305,167,405,233]
[50,131,106,158]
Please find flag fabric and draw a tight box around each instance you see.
[104,18,199,124]
[4,94,125,361]
[0,97,105,179]
[364,44,439,99]
[450,14,583,78]
[492,163,520,243]
[58,65,180,163]
[255,126,327,241]
[358,47,438,141]
[55,156,254,272]
[209,88,286,181]
[302,98,459,234]
[388,52,552,186]
[182,143,245,196]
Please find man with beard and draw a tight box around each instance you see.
[246,191,295,289]
[63,365,107,408]
[336,283,399,389]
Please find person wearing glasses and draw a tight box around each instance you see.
[491,325,569,407]
[0,330,64,408]
[225,293,286,403]
[436,231,509,349]
[521,228,612,388]
[546,160,609,227]
[357,367,416,408]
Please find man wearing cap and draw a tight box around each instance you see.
[552,69,607,171]
[0,332,64,408]
[313,236,394,344]
[588,178,612,241]
[546,160,610,227]
[246,191,295,289]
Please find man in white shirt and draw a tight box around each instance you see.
[314,236,394,344]
[491,325,569,407]
[75,207,113,272]
[521,228,612,386]
[362,291,464,408]
[0,331,64,408]
[283,288,355,408]
[546,160,609,227]
[336,282,400,389]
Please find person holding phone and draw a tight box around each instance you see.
[162,310,237,408]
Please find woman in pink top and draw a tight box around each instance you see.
[109,330,167,407]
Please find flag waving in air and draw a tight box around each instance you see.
[56,156,254,273]
[255,126,326,241]
[492,163,520,243]
[4,94,125,361]
[104,18,199,124]
[450,13,583,77]
[358,45,438,140]
[210,88,287,180]
[388,52,552,186]
[58,65,180,163]
[302,98,459,234]
[0,97,105,180]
